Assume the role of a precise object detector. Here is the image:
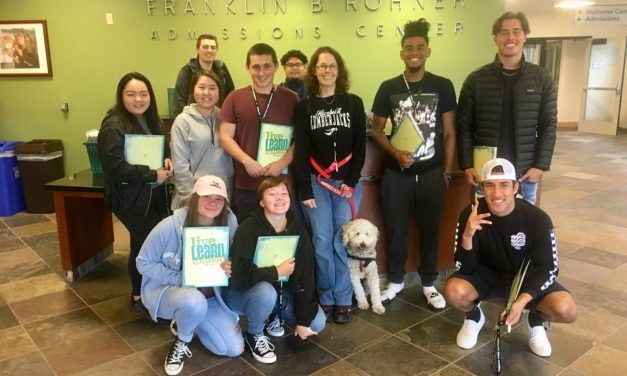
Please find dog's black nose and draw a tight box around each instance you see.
[359,242,366,249]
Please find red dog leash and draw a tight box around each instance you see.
[309,154,357,220]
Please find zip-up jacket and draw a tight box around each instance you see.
[97,112,168,216]
[456,56,557,176]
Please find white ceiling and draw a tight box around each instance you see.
[506,0,627,13]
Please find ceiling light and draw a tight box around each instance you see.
[554,0,595,8]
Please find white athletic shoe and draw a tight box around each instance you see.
[381,282,404,304]
[527,318,552,357]
[423,286,446,310]
[456,305,485,349]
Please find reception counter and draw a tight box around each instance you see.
[45,169,113,282]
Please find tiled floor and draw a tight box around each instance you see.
[1,130,627,376]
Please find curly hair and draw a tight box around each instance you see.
[401,18,430,46]
[305,46,350,96]
[280,49,308,66]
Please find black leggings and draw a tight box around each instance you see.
[115,188,168,296]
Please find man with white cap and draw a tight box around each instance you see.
[444,158,576,357]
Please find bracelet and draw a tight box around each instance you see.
[442,172,454,181]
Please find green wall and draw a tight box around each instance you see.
[0,0,503,173]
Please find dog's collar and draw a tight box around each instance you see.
[348,254,376,272]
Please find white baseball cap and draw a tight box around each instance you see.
[481,158,517,182]
[192,175,229,201]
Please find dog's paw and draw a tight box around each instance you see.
[357,300,370,310]
[372,304,386,314]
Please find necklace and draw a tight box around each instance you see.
[321,94,336,105]
[502,69,520,77]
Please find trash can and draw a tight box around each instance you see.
[14,139,65,213]
[0,141,26,216]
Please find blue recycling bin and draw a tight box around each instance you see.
[0,141,26,216]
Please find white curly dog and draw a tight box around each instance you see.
[342,218,385,314]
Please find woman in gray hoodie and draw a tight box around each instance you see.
[170,70,234,209]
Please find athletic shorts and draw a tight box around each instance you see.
[450,264,569,310]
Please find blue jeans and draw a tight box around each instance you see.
[301,175,362,306]
[520,180,538,205]
[157,287,242,356]
[271,283,326,333]
[225,282,277,336]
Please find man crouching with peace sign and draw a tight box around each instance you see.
[444,158,576,358]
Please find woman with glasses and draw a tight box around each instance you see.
[293,46,366,324]
[170,70,234,209]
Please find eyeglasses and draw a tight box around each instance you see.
[316,64,338,71]
[285,63,304,69]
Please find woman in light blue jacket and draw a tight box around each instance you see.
[136,175,242,376]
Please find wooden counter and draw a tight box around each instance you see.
[45,169,113,282]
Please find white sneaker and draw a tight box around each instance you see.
[381,282,404,304]
[527,319,552,357]
[456,305,485,349]
[423,287,446,310]
[265,315,285,337]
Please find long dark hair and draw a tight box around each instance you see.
[305,46,350,96]
[184,193,229,227]
[187,70,224,107]
[107,72,163,135]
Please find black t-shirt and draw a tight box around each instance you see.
[372,72,457,174]
[497,70,518,167]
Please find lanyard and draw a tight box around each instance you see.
[251,85,275,123]
[402,72,423,102]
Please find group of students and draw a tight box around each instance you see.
[96,10,577,376]
[96,31,362,376]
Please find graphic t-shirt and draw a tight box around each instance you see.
[293,93,367,201]
[372,72,456,174]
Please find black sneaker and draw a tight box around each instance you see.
[244,332,277,364]
[164,339,192,376]
[130,297,151,320]
[321,305,334,322]
[333,305,352,324]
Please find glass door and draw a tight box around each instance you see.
[579,37,627,135]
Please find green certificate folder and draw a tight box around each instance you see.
[390,113,425,154]
[182,226,230,287]
[124,134,165,169]
[473,146,497,173]
[257,122,292,174]
[253,235,299,282]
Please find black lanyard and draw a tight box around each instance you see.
[402,72,423,103]
[251,86,275,124]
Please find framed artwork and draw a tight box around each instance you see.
[0,20,52,77]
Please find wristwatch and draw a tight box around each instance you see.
[442,172,454,181]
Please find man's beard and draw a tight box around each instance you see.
[407,65,424,73]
